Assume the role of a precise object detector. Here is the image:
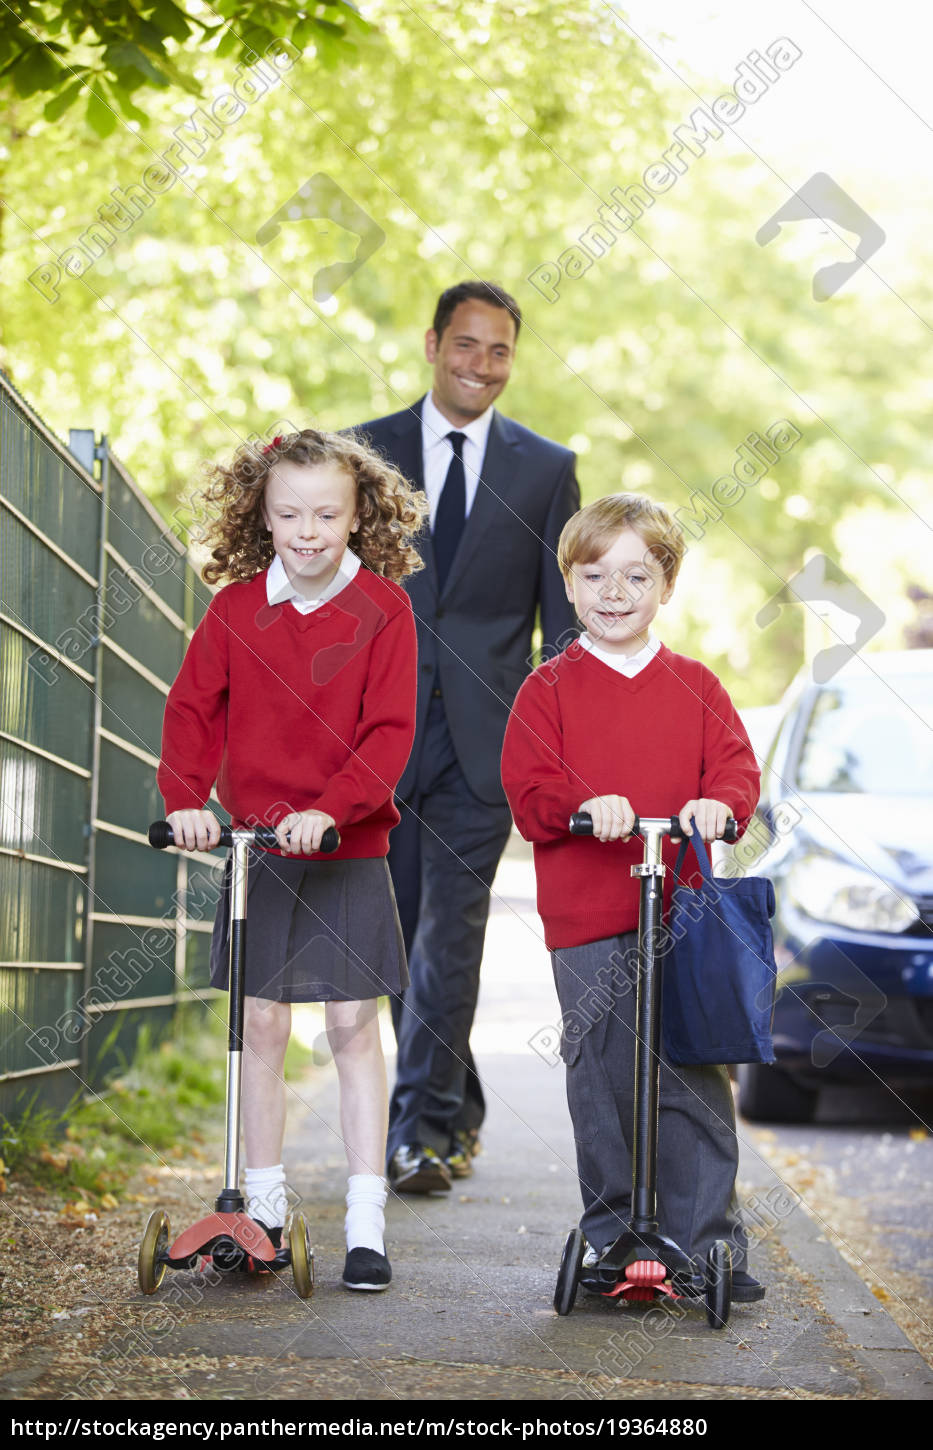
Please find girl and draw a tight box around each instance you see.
[157,428,427,1291]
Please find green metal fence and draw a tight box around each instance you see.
[0,369,223,1124]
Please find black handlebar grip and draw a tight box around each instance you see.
[568,812,738,843]
[149,821,341,853]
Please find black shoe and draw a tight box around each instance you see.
[673,1269,767,1303]
[731,1272,766,1303]
[445,1129,478,1180]
[244,1220,288,1273]
[252,1221,282,1250]
[388,1144,452,1194]
[342,1246,392,1291]
[579,1246,621,1295]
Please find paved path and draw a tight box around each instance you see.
[5,836,932,1402]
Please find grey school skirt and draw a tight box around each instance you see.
[208,851,409,1004]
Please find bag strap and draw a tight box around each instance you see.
[672,823,715,885]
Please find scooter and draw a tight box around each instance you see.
[137,820,339,1299]
[553,812,738,1330]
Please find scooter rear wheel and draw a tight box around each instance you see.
[554,1227,585,1316]
[289,1212,314,1299]
[138,1209,171,1295]
[705,1239,732,1330]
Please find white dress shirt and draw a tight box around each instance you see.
[266,549,361,615]
[579,629,661,677]
[420,390,494,528]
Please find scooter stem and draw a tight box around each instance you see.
[631,820,668,1234]
[217,833,250,1212]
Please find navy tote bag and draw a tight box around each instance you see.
[662,826,777,1066]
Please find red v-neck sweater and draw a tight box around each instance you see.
[157,568,417,860]
[500,642,760,949]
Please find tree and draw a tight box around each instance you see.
[1,0,929,705]
[0,1,372,134]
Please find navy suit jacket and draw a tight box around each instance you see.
[355,396,580,805]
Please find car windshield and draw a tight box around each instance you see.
[796,672,933,794]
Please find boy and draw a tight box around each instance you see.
[500,493,765,1301]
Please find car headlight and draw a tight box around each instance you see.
[786,854,919,933]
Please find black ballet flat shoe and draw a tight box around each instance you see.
[247,1220,288,1273]
[342,1246,392,1292]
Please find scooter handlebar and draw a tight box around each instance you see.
[569,812,738,844]
[148,821,340,853]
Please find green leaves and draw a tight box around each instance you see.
[0,1,377,125]
[3,2,928,710]
[102,42,172,88]
[9,41,64,97]
[85,85,117,136]
[43,72,85,120]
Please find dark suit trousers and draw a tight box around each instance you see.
[387,694,512,1161]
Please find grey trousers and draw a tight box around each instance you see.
[551,932,749,1270]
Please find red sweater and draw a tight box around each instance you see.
[500,642,760,949]
[158,568,417,860]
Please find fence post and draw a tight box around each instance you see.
[80,433,110,1089]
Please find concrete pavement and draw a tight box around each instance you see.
[93,837,933,1398]
[7,833,932,1402]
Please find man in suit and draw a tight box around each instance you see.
[356,280,580,1193]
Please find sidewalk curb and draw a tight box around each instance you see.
[771,1194,933,1399]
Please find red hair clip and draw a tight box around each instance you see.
[262,435,284,456]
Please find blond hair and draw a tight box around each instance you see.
[198,429,428,586]
[558,493,685,588]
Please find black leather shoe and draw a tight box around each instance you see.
[445,1129,479,1179]
[731,1272,766,1303]
[388,1144,452,1194]
[672,1269,767,1303]
[342,1246,391,1291]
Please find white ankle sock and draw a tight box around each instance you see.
[344,1174,387,1255]
[244,1163,288,1228]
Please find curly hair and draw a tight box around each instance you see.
[198,429,428,587]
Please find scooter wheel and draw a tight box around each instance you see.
[705,1239,732,1330]
[289,1212,314,1299]
[554,1227,585,1316]
[138,1209,171,1295]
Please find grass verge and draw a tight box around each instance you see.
[0,1002,316,1215]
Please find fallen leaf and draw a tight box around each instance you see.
[871,1284,890,1301]
[909,1127,927,1142]
[39,1148,69,1172]
[99,1193,119,1211]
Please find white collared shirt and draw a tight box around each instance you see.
[420,389,494,527]
[579,630,661,677]
[265,549,361,615]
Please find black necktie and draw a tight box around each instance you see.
[432,431,466,590]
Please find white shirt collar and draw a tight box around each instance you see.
[421,389,494,458]
[579,630,661,677]
[266,549,361,614]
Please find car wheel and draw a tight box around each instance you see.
[737,1063,817,1123]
